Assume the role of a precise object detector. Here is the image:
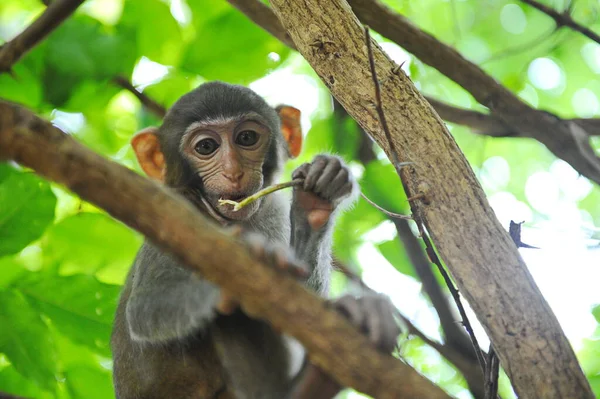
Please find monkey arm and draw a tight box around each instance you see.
[290,210,334,294]
[125,243,221,343]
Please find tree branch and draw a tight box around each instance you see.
[520,0,600,46]
[345,0,600,185]
[0,0,85,73]
[113,76,167,118]
[226,0,600,183]
[0,99,450,399]
[268,0,593,397]
[341,100,484,396]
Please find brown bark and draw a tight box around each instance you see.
[268,1,593,398]
[0,100,450,399]
[0,0,85,73]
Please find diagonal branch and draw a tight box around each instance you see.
[0,0,85,73]
[113,76,167,118]
[520,0,600,46]
[0,99,450,399]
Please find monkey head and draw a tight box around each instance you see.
[131,82,302,221]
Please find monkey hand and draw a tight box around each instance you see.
[216,229,310,316]
[331,294,400,353]
[292,155,356,230]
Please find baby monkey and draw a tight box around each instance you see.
[111,82,400,399]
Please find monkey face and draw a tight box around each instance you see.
[181,115,272,221]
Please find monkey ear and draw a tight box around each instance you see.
[277,105,303,159]
[131,127,166,182]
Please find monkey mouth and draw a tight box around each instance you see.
[220,193,248,202]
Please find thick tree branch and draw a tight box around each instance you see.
[113,76,167,118]
[0,100,450,399]
[520,0,600,45]
[268,1,593,397]
[0,0,85,73]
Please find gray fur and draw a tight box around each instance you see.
[111,82,357,399]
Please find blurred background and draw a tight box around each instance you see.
[0,0,599,398]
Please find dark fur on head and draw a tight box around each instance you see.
[157,81,286,189]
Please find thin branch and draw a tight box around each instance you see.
[0,0,85,73]
[112,76,167,118]
[484,345,500,399]
[219,179,303,210]
[365,27,404,170]
[365,22,488,378]
[360,192,412,220]
[520,0,600,46]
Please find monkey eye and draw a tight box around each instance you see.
[235,130,259,147]
[194,138,219,155]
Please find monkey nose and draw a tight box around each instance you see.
[223,171,244,184]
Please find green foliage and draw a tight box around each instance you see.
[0,165,56,256]
[0,290,58,390]
[1,0,600,397]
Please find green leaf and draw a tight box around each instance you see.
[0,364,55,399]
[333,199,386,261]
[303,117,360,160]
[0,62,43,108]
[144,70,199,108]
[0,290,58,389]
[361,161,408,214]
[0,164,56,256]
[376,239,416,279]
[592,305,600,324]
[118,0,183,66]
[181,7,290,82]
[18,273,121,356]
[65,365,115,399]
[42,213,141,282]
[41,15,137,107]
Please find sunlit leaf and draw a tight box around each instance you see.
[42,213,141,282]
[376,239,416,279]
[0,164,56,256]
[181,7,290,82]
[17,273,120,356]
[0,290,58,389]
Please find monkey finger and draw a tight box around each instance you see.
[333,296,366,331]
[314,159,342,197]
[322,168,349,200]
[303,157,328,191]
[243,233,268,259]
[292,163,310,180]
[374,297,401,353]
[366,307,385,350]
